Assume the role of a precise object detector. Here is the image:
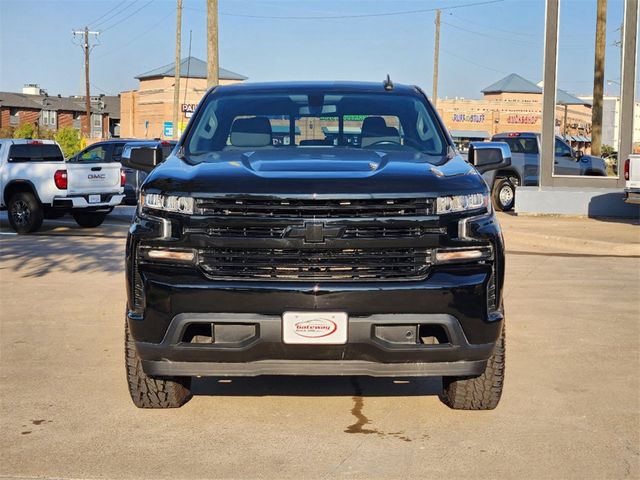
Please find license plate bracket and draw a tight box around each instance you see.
[282,311,348,345]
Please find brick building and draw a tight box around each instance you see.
[0,84,120,139]
[436,73,593,152]
[120,57,246,139]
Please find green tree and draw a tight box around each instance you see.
[54,127,83,158]
[13,123,36,139]
[601,144,615,157]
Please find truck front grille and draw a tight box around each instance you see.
[198,247,432,281]
[196,197,434,218]
[203,224,445,239]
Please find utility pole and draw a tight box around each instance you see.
[432,9,441,108]
[72,27,100,138]
[173,0,183,139]
[591,0,607,157]
[207,0,219,88]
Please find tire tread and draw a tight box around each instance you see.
[440,323,505,410]
[125,320,191,408]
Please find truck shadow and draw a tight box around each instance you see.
[191,375,442,397]
[0,223,125,277]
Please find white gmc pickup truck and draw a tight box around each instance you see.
[0,139,124,233]
[624,154,640,204]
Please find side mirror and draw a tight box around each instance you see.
[575,150,584,160]
[468,141,511,174]
[121,146,161,173]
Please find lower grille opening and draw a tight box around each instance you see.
[182,323,213,344]
[419,324,449,345]
[181,323,258,345]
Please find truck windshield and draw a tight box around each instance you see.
[185,92,448,162]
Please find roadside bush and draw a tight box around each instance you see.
[55,127,83,158]
[13,123,36,139]
[38,128,56,140]
[0,126,14,138]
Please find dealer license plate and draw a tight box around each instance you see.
[88,194,101,204]
[282,311,348,345]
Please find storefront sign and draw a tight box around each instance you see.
[181,104,197,118]
[507,114,538,124]
[452,113,485,123]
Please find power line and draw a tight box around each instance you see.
[101,0,155,33]
[91,83,115,95]
[447,12,539,37]
[442,20,589,50]
[441,21,539,46]
[440,48,507,74]
[87,0,128,27]
[95,11,174,59]
[185,0,504,20]
[93,1,140,28]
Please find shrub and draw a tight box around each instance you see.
[54,127,83,158]
[601,144,615,158]
[0,126,14,138]
[13,123,37,139]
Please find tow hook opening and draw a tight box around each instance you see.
[418,324,450,345]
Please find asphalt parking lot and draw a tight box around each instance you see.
[0,208,638,479]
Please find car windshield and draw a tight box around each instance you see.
[185,91,448,163]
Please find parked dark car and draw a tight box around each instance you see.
[487,132,607,211]
[122,80,511,410]
[69,138,135,163]
[121,140,177,204]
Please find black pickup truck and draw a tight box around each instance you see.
[122,80,510,410]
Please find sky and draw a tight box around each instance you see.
[0,0,635,100]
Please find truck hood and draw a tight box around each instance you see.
[143,148,487,196]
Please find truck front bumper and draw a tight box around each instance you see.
[128,266,503,378]
[136,312,496,377]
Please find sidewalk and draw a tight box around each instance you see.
[498,212,640,256]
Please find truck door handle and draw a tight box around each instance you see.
[91,167,102,171]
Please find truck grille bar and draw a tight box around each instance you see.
[198,248,432,281]
[203,224,445,239]
[196,197,434,218]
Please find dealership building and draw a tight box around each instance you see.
[120,57,246,139]
[436,73,596,152]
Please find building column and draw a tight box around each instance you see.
[618,0,638,185]
[540,0,560,188]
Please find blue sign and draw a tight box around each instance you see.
[163,121,173,137]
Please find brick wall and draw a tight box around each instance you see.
[58,111,74,129]
[19,109,40,126]
[0,108,9,128]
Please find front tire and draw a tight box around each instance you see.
[440,323,505,410]
[125,320,192,409]
[72,211,107,228]
[492,178,515,212]
[8,192,43,234]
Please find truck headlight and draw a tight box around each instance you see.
[436,193,489,214]
[142,193,194,214]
